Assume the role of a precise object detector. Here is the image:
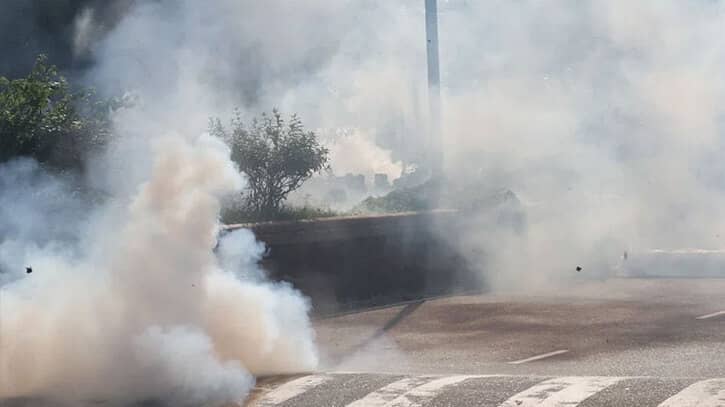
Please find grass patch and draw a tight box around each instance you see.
[222,204,341,224]
[353,179,440,214]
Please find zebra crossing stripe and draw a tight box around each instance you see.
[499,376,623,406]
[384,375,476,407]
[250,374,332,406]
[345,376,434,407]
[657,378,725,407]
[247,374,725,406]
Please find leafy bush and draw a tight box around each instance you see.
[0,55,115,172]
[210,110,329,219]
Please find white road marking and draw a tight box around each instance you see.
[385,375,476,407]
[500,376,623,406]
[346,376,433,407]
[649,249,725,254]
[508,349,570,365]
[657,378,725,407]
[251,374,331,406]
[696,311,725,320]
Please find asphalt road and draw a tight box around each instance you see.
[249,278,725,406]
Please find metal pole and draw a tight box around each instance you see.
[425,0,442,177]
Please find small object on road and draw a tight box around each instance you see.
[26,266,32,274]
[576,266,582,272]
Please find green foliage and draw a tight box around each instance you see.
[210,109,329,218]
[223,203,339,224]
[273,205,339,221]
[0,55,113,171]
[354,177,524,225]
[354,179,439,214]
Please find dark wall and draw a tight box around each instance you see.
[226,211,485,315]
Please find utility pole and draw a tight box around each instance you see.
[425,0,442,178]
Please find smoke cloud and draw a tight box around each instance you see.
[144,0,725,289]
[240,0,725,287]
[1,0,325,404]
[0,133,317,404]
[145,0,725,289]
[435,0,725,289]
[4,0,725,402]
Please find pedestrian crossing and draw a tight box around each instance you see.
[245,373,725,406]
[498,376,623,407]
[252,374,335,406]
[658,379,725,407]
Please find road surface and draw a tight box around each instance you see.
[249,278,725,406]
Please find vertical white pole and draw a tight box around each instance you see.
[425,0,442,177]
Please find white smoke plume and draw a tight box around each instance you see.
[5,0,725,402]
[321,128,403,181]
[1,0,324,404]
[0,134,317,404]
[130,0,725,289]
[434,0,725,289]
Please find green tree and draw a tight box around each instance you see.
[0,55,113,171]
[210,110,329,218]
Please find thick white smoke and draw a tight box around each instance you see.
[0,134,317,404]
[322,128,403,181]
[6,0,725,401]
[1,0,323,403]
[148,0,725,289]
[435,0,725,289]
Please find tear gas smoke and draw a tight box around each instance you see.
[321,128,403,182]
[0,134,317,404]
[435,0,725,288]
[4,2,725,402]
[247,0,725,288]
[1,0,323,404]
[223,0,725,288]
[264,0,725,288]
